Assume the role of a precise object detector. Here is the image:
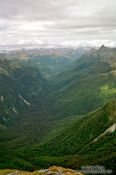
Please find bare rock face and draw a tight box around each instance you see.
[0,166,84,175]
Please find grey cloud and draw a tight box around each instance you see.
[0,0,116,47]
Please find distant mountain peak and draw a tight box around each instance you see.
[99,44,108,51]
[94,45,109,58]
[100,44,105,48]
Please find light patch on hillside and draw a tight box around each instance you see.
[99,85,116,103]
[1,96,4,103]
[0,67,8,75]
[93,123,116,143]
[12,107,18,114]
[19,94,31,106]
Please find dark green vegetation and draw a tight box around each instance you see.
[50,45,116,116]
[21,100,116,171]
[0,46,116,172]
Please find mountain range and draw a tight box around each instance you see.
[0,45,116,173]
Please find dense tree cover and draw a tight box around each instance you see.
[0,46,116,172]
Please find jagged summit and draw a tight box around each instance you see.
[100,44,106,49]
[99,44,109,51]
[89,44,116,63]
[95,45,108,57]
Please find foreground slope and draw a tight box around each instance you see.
[23,100,116,171]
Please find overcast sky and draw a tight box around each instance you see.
[0,0,116,48]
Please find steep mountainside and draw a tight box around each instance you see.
[0,58,47,129]
[50,45,116,116]
[21,100,116,171]
[35,99,116,155]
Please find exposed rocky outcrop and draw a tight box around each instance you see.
[0,166,83,175]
